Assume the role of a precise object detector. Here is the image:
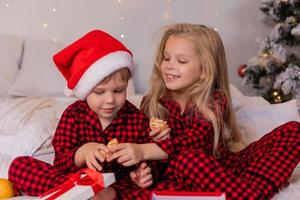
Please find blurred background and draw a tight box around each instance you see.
[0,0,273,95]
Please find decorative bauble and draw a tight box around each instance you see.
[237,64,247,77]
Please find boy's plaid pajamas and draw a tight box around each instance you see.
[9,100,158,199]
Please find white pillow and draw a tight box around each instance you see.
[230,84,300,145]
[9,37,66,97]
[0,35,23,98]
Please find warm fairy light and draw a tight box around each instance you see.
[263,53,269,58]
[42,23,48,28]
[214,27,218,31]
[120,16,125,20]
[120,34,125,38]
[52,8,56,12]
[117,0,122,3]
[273,91,278,96]
[5,3,10,7]
[275,95,282,103]
[163,13,169,19]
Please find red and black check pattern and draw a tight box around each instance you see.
[9,100,158,199]
[155,91,228,158]
[152,92,300,200]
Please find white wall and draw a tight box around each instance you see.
[0,0,270,94]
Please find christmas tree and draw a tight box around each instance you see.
[240,0,300,103]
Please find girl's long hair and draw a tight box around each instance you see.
[141,23,242,156]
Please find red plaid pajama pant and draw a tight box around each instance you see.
[8,156,155,199]
[8,121,300,200]
[159,121,300,200]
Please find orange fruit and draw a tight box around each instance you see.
[0,178,15,199]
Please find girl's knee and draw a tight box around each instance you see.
[279,121,300,135]
[280,121,300,129]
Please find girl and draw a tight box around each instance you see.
[109,23,300,199]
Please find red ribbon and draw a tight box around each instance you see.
[39,168,104,200]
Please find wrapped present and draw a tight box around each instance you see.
[37,168,115,200]
[151,191,226,200]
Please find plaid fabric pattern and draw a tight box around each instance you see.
[8,100,158,199]
[8,156,68,196]
[155,91,227,158]
[153,91,300,200]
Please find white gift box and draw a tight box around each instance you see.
[151,191,226,200]
[37,169,115,200]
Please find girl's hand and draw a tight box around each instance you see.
[149,128,171,141]
[130,162,153,188]
[106,143,144,166]
[77,142,109,171]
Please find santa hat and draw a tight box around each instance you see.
[53,30,134,100]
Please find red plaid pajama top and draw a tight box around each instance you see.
[8,100,158,199]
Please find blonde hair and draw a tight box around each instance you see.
[141,23,242,156]
[100,68,131,85]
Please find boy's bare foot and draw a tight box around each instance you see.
[90,187,116,200]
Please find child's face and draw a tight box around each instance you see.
[160,36,202,95]
[86,76,127,123]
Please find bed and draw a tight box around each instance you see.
[0,35,299,199]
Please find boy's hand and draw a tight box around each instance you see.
[76,142,109,171]
[106,143,144,166]
[149,128,171,141]
[130,162,153,188]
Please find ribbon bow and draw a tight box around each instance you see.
[39,168,104,200]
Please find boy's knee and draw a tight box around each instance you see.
[9,156,31,168]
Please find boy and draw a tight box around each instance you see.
[9,30,155,200]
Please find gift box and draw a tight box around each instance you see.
[37,168,115,200]
[151,191,226,200]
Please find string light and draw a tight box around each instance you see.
[42,23,48,28]
[272,90,283,103]
[120,16,125,20]
[52,8,56,12]
[117,0,122,4]
[5,3,10,7]
[163,13,169,19]
[214,27,218,31]
[163,0,171,21]
[120,34,125,38]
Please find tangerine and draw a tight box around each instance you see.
[0,178,15,199]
